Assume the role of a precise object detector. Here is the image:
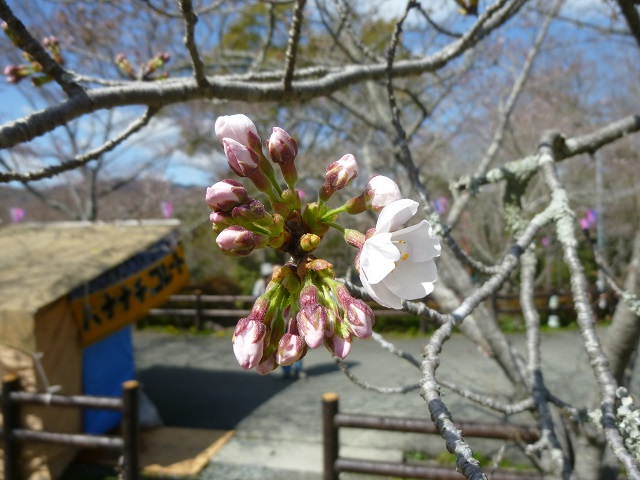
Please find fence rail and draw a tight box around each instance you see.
[322,392,542,480]
[1,374,139,480]
[146,289,579,332]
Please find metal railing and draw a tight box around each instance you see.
[1,374,139,480]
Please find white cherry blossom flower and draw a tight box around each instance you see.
[359,199,441,309]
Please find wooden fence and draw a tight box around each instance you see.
[146,289,579,332]
[322,392,542,480]
[1,374,139,480]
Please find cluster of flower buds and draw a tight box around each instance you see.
[114,51,171,81]
[231,259,375,374]
[2,24,64,86]
[208,114,441,374]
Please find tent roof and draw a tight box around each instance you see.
[0,220,182,313]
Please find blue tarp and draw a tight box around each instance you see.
[82,325,136,434]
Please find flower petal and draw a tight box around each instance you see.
[376,199,418,233]
[383,259,438,301]
[360,273,403,309]
[359,232,398,284]
[392,220,441,262]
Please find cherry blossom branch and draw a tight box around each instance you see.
[250,3,276,72]
[179,0,209,89]
[0,0,84,97]
[442,227,503,275]
[520,247,570,477]
[0,107,158,183]
[282,0,307,92]
[583,228,640,317]
[334,357,420,394]
[616,0,640,51]
[385,0,432,207]
[454,115,640,193]
[369,332,536,415]
[332,0,384,63]
[437,378,535,415]
[415,4,463,38]
[537,132,640,479]
[421,320,488,480]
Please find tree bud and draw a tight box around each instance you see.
[232,199,272,226]
[3,64,29,84]
[300,233,321,252]
[324,333,352,360]
[364,175,403,212]
[344,229,365,249]
[206,179,248,212]
[223,138,260,177]
[268,127,298,164]
[324,154,358,190]
[345,300,375,338]
[256,354,277,375]
[276,333,307,366]
[300,284,319,308]
[297,305,327,349]
[216,225,264,256]
[233,318,267,370]
[215,114,261,149]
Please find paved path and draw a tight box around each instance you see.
[134,327,621,479]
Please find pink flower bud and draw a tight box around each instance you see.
[209,211,234,232]
[364,175,402,212]
[233,318,267,369]
[345,300,375,338]
[276,333,306,366]
[256,354,277,375]
[324,154,358,190]
[300,285,319,308]
[297,305,327,349]
[4,64,28,84]
[344,229,365,249]
[223,138,260,177]
[268,127,298,164]
[325,334,352,360]
[206,179,248,212]
[232,199,271,225]
[215,114,261,147]
[216,225,261,256]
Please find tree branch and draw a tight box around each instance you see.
[179,0,209,89]
[282,0,307,92]
[0,0,526,152]
[0,0,84,97]
[0,107,159,182]
[616,0,640,51]
[454,115,640,193]
[538,132,640,479]
[446,0,561,227]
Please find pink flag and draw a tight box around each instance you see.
[9,207,24,223]
[160,201,173,218]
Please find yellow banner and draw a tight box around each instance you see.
[71,244,189,346]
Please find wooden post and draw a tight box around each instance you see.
[322,392,339,480]
[194,289,203,330]
[2,374,21,480]
[121,380,140,480]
